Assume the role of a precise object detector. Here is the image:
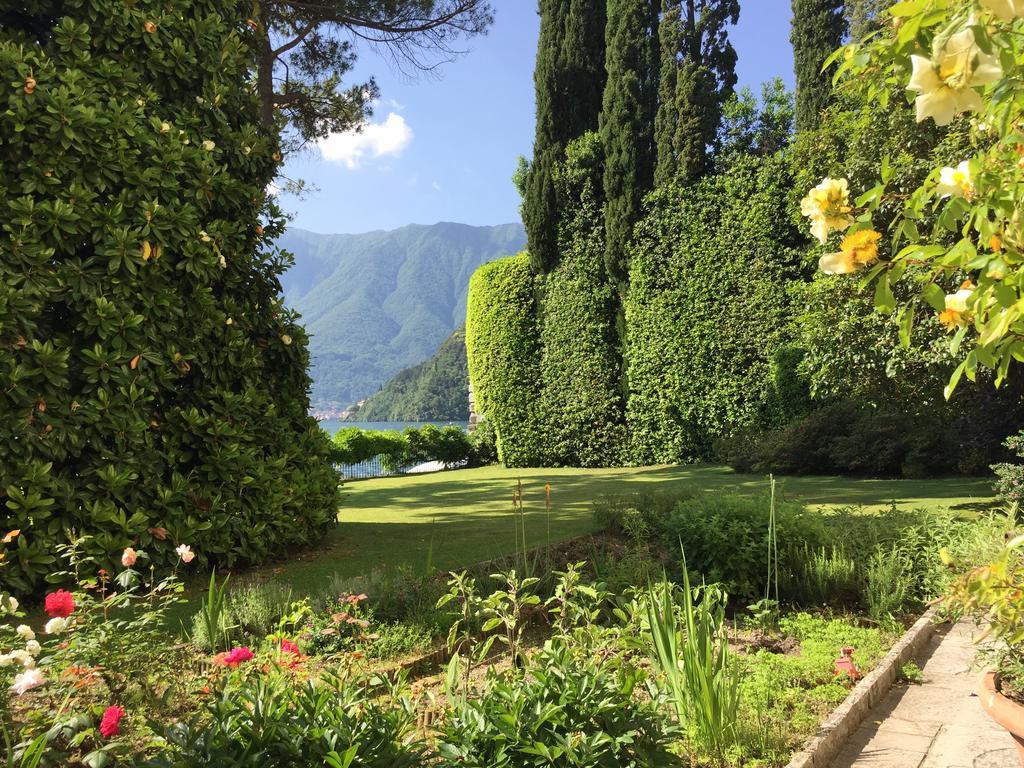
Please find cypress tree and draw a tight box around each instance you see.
[654,1,682,186]
[791,0,846,132]
[525,0,606,274]
[601,0,659,290]
[656,0,739,184]
[846,0,886,39]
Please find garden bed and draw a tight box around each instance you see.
[1,489,1012,766]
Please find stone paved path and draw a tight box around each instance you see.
[831,621,1017,768]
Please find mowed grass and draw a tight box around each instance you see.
[236,464,997,597]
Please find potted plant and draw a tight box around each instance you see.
[943,534,1024,764]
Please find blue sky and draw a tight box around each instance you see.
[282,2,795,235]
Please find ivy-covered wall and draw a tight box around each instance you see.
[0,1,339,593]
[465,254,545,467]
[625,154,805,464]
[537,133,627,467]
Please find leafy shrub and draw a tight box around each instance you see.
[865,545,915,624]
[993,431,1024,506]
[663,494,827,601]
[331,427,408,466]
[468,420,499,466]
[465,254,546,467]
[781,545,860,607]
[404,424,473,467]
[721,397,1021,478]
[0,0,339,594]
[626,153,805,465]
[331,425,472,471]
[156,671,423,767]
[437,640,682,768]
[592,492,679,537]
[368,621,434,661]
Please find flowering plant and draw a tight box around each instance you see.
[2,536,197,764]
[804,0,1024,395]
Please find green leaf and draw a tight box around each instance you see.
[874,275,896,314]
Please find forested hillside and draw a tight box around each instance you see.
[278,222,525,409]
[352,329,469,421]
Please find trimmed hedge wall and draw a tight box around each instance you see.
[538,133,627,467]
[0,1,339,594]
[625,153,805,464]
[465,254,545,467]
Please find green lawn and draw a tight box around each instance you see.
[236,464,996,597]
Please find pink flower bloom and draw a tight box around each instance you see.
[44,590,75,618]
[175,544,195,563]
[121,548,138,567]
[99,705,124,738]
[10,668,44,695]
[214,646,254,668]
[280,639,302,658]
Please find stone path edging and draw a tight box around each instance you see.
[784,605,940,768]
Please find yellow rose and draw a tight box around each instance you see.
[819,229,882,275]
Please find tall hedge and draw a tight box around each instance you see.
[465,255,544,467]
[0,0,339,594]
[538,134,627,467]
[626,153,804,464]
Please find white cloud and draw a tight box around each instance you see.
[432,180,442,192]
[317,113,413,169]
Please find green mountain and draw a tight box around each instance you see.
[352,328,469,421]
[278,222,525,409]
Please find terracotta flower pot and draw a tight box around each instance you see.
[978,671,1024,766]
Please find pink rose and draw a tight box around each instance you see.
[174,544,195,564]
[10,668,45,695]
[121,548,138,568]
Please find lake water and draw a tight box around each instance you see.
[318,419,470,435]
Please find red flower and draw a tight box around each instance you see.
[280,639,301,658]
[99,705,124,739]
[44,590,75,618]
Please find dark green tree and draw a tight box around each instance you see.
[791,0,846,132]
[654,1,682,186]
[655,0,740,184]
[601,0,659,289]
[525,0,606,273]
[717,78,795,165]
[1,0,339,593]
[846,0,887,39]
[255,1,495,152]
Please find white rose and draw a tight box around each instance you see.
[9,650,34,669]
[44,617,68,635]
[16,625,34,641]
[25,640,41,656]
